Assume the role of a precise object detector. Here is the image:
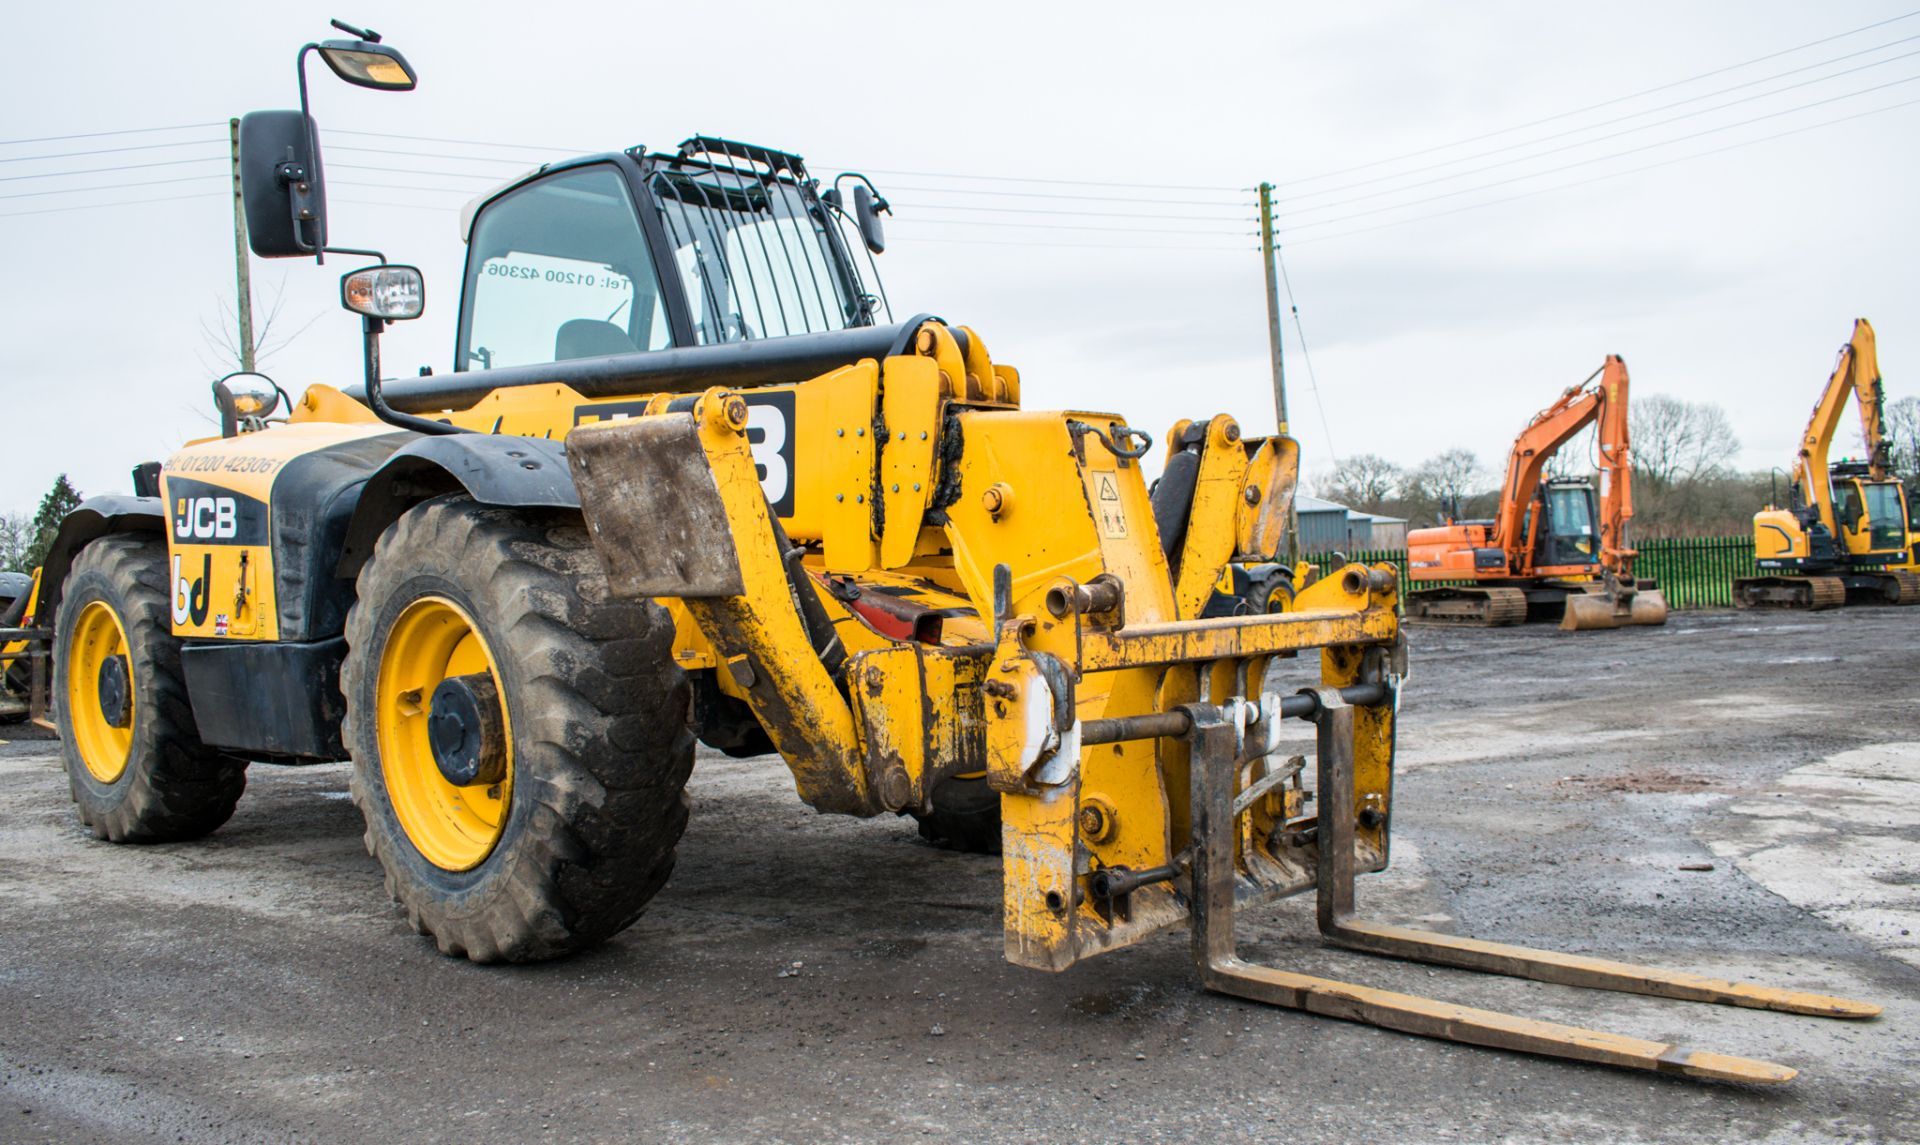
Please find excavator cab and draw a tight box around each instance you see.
[1534,480,1601,569]
[1829,464,1911,559]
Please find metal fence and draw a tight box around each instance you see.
[1302,535,1758,611]
[1629,536,1759,610]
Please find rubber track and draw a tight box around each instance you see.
[341,496,694,963]
[1407,586,1528,627]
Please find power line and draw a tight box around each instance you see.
[899,217,1250,237]
[1273,34,1920,206]
[0,190,224,219]
[0,121,224,148]
[333,196,464,213]
[896,202,1254,223]
[890,234,1249,253]
[0,155,224,184]
[329,143,542,165]
[331,177,491,195]
[886,184,1250,207]
[0,172,223,202]
[1273,8,1920,187]
[1278,72,1920,232]
[0,138,224,165]
[327,127,591,153]
[1274,246,1336,464]
[811,164,1242,194]
[1286,93,1920,247]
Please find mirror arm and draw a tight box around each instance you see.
[290,43,324,261]
[361,315,466,436]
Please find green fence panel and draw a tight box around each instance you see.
[1297,535,1756,611]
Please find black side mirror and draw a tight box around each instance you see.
[853,184,887,254]
[239,110,327,258]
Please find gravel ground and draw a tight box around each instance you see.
[1,607,1916,1144]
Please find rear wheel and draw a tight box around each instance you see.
[53,535,246,841]
[913,774,1002,854]
[1243,566,1295,614]
[341,495,694,963]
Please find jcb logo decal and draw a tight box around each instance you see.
[162,476,269,546]
[176,496,239,540]
[172,553,212,627]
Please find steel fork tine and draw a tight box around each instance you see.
[1185,692,1875,1085]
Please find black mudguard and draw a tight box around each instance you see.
[338,434,580,577]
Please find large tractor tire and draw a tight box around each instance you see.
[53,536,247,841]
[341,496,694,963]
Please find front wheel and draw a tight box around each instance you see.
[341,496,694,963]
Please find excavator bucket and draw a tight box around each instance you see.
[1559,594,1619,631]
[1559,581,1668,631]
[1629,587,1670,626]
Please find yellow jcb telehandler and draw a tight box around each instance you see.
[33,23,1876,1085]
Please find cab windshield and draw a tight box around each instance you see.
[1542,485,1599,565]
[1864,481,1908,552]
[651,167,876,344]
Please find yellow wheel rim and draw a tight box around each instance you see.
[66,600,134,783]
[375,596,513,872]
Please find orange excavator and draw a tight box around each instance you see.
[1405,356,1668,629]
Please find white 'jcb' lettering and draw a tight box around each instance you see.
[748,406,790,506]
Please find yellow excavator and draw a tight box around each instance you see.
[1736,318,1920,609]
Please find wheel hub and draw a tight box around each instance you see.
[426,672,507,787]
[96,655,132,729]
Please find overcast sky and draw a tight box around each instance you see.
[4,1,1917,515]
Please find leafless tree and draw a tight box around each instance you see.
[1316,453,1403,512]
[187,276,323,427]
[1408,448,1484,510]
[1630,394,1740,489]
[0,513,31,575]
[1885,395,1920,487]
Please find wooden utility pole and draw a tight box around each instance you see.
[1257,181,1300,562]
[229,118,256,373]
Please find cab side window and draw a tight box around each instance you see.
[460,165,671,371]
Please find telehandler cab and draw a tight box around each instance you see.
[36,23,1876,1083]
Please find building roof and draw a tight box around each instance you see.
[1294,494,1349,514]
[1296,494,1407,525]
